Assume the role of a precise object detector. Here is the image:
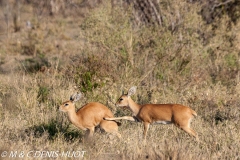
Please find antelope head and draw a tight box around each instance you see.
[59,93,82,112]
[116,86,137,108]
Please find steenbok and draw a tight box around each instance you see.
[59,92,121,139]
[104,86,198,141]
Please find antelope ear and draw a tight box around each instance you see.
[127,86,137,97]
[70,92,82,102]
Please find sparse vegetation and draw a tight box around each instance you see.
[0,0,240,159]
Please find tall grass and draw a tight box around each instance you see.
[0,0,240,159]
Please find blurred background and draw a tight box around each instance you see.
[0,0,239,159]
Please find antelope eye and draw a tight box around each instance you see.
[119,98,123,101]
[64,103,69,107]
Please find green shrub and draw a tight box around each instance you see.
[20,54,50,73]
[37,85,50,103]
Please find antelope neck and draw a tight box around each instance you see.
[67,108,80,125]
[128,97,141,115]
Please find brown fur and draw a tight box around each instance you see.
[60,101,121,139]
[105,86,198,141]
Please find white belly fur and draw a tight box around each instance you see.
[153,121,172,125]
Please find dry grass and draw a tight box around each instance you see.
[0,0,240,159]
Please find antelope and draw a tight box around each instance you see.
[104,86,198,141]
[59,93,121,139]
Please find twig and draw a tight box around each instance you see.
[212,0,234,11]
